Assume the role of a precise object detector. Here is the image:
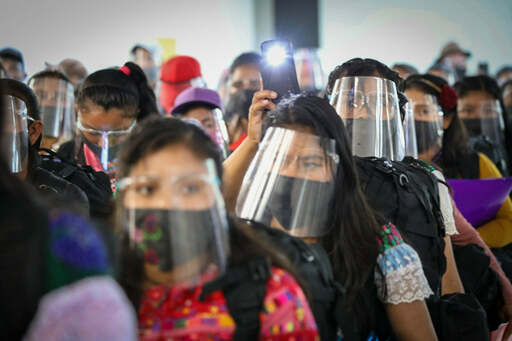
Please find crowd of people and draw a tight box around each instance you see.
[0,38,511,341]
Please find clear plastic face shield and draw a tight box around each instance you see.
[29,77,75,148]
[329,76,405,161]
[118,159,229,287]
[457,99,506,147]
[236,127,339,238]
[294,48,325,93]
[75,117,136,181]
[403,103,418,158]
[1,95,29,173]
[406,94,444,161]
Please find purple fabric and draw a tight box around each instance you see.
[447,177,512,227]
[171,87,222,115]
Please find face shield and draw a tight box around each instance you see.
[75,117,136,182]
[458,99,506,147]
[118,159,229,287]
[29,77,75,148]
[1,95,29,173]
[294,48,325,93]
[403,103,418,158]
[236,127,339,238]
[408,94,444,160]
[210,108,230,158]
[329,76,405,161]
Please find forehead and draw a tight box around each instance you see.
[32,76,63,90]
[279,125,324,151]
[184,106,214,118]
[129,143,207,178]
[231,64,260,81]
[459,90,495,104]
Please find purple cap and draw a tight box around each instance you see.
[171,87,222,115]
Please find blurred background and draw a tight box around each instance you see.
[1,0,511,86]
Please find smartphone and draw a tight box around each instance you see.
[260,39,300,101]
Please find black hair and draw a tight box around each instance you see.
[116,116,304,309]
[77,62,158,121]
[454,75,512,169]
[28,69,72,84]
[392,63,419,76]
[229,52,262,75]
[496,65,512,80]
[263,94,383,331]
[404,74,469,177]
[326,58,408,120]
[224,89,256,122]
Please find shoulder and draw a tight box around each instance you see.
[260,267,318,338]
[57,140,76,162]
[375,224,433,304]
[24,277,137,341]
[478,152,503,178]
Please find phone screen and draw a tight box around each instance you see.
[260,40,300,101]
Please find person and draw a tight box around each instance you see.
[0,86,114,338]
[115,117,318,340]
[232,93,436,340]
[228,52,262,96]
[433,42,471,83]
[404,74,512,248]
[170,87,230,155]
[159,55,204,114]
[130,43,160,90]
[57,62,159,192]
[294,48,325,94]
[224,89,256,151]
[28,70,75,149]
[0,47,26,82]
[427,62,452,83]
[497,65,512,87]
[0,77,90,216]
[454,75,511,176]
[57,58,88,88]
[392,63,419,80]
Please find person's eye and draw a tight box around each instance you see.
[135,183,157,196]
[232,81,243,89]
[181,181,203,195]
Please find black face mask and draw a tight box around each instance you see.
[40,106,62,138]
[132,208,215,271]
[267,175,333,234]
[415,121,441,154]
[462,118,482,137]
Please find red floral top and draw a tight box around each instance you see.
[138,267,318,340]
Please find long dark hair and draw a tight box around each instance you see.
[116,117,300,309]
[404,74,470,177]
[263,95,382,326]
[454,75,512,168]
[77,62,158,121]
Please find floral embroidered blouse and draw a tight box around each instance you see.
[138,267,319,340]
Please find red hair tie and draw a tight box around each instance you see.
[119,65,131,76]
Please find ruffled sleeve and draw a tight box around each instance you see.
[375,224,433,305]
[433,170,458,236]
[259,267,319,340]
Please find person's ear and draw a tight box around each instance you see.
[443,114,454,130]
[28,120,43,145]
